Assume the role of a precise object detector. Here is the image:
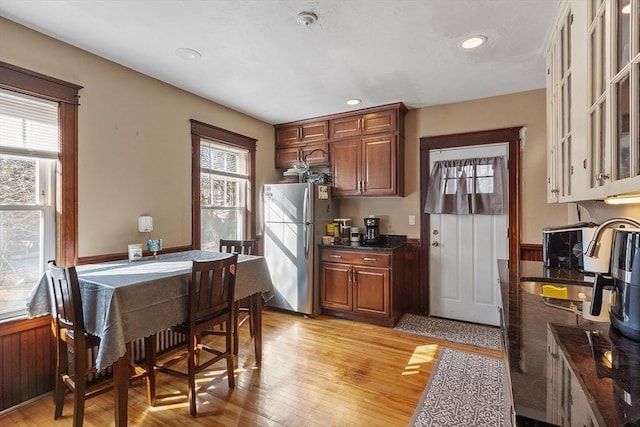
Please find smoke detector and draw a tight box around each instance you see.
[296,11,317,26]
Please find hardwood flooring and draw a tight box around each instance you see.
[1,310,502,426]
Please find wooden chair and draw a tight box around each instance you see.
[219,239,256,354]
[148,255,238,416]
[48,262,146,427]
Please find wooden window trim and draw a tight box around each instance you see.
[0,61,81,326]
[190,119,257,249]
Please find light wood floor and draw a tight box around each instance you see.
[2,310,502,427]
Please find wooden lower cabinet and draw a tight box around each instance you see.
[320,247,402,327]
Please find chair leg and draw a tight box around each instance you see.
[53,339,68,419]
[188,334,198,417]
[226,320,236,389]
[233,302,239,355]
[144,334,157,406]
[72,343,87,427]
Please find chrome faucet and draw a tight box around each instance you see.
[584,217,640,257]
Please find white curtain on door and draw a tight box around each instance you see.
[424,156,505,215]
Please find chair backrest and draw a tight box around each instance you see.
[219,239,256,255]
[188,254,238,325]
[48,262,85,333]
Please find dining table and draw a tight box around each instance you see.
[26,249,273,426]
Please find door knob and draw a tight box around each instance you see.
[432,241,439,247]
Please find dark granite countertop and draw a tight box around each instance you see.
[499,260,640,426]
[318,234,407,251]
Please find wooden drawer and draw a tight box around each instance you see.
[321,249,391,268]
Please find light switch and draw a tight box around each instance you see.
[408,215,416,225]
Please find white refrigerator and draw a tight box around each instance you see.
[263,182,338,316]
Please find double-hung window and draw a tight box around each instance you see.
[200,140,249,250]
[0,88,57,320]
[191,120,256,251]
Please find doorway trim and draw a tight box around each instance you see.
[419,127,521,315]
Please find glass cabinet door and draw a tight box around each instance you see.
[613,0,632,181]
[588,1,608,188]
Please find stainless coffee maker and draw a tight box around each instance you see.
[363,216,380,244]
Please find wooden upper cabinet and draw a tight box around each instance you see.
[329,109,397,140]
[275,142,329,169]
[276,120,328,146]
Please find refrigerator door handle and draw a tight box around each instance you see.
[303,186,310,258]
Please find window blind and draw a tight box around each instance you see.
[0,88,59,158]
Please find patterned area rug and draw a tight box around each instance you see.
[411,348,507,427]
[394,314,501,350]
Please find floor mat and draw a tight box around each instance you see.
[411,347,507,427]
[394,313,501,350]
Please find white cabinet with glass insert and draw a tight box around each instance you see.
[601,0,640,197]
[547,0,640,201]
[546,0,589,203]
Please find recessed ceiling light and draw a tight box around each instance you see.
[461,35,487,49]
[175,48,201,60]
[346,99,361,106]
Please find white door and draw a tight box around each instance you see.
[429,143,508,326]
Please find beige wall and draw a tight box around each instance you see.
[1,17,279,257]
[3,16,578,254]
[339,89,569,244]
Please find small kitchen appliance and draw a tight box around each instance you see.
[363,215,380,244]
[542,222,599,269]
[591,227,640,342]
[350,227,360,246]
[334,218,352,245]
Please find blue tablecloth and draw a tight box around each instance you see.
[27,250,273,370]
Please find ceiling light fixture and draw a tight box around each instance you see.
[346,99,361,106]
[461,35,487,49]
[175,48,202,61]
[296,11,317,26]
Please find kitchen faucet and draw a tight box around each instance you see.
[584,216,640,257]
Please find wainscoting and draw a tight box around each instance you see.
[0,316,55,411]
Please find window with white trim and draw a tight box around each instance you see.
[200,140,249,251]
[0,88,57,320]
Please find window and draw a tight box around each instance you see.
[200,141,248,250]
[0,61,81,322]
[0,89,57,320]
[190,120,256,251]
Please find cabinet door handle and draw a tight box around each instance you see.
[330,255,342,258]
[363,257,377,261]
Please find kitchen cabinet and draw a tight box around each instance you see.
[331,134,402,197]
[276,120,328,146]
[329,109,397,140]
[329,103,406,197]
[320,247,403,327]
[546,324,600,426]
[545,0,589,203]
[546,0,640,201]
[275,142,329,169]
[274,120,329,169]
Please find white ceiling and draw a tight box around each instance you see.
[0,0,561,125]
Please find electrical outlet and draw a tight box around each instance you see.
[408,215,415,225]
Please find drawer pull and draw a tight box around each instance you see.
[330,255,342,258]
[363,257,377,261]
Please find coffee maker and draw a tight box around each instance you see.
[363,216,380,244]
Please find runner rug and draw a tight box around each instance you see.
[410,348,507,427]
[394,313,501,350]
